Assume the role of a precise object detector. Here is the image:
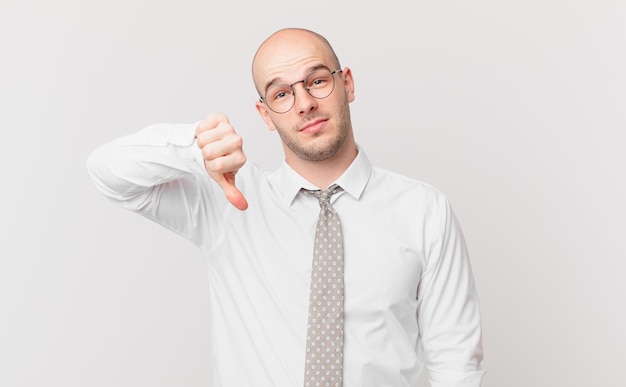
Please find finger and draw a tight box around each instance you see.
[195,113,229,139]
[199,131,244,166]
[195,121,233,150]
[210,171,249,211]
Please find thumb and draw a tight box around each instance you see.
[210,171,249,211]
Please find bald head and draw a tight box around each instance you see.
[252,28,341,95]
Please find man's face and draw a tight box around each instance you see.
[253,32,355,163]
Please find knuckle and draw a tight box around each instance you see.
[210,158,225,172]
[195,133,206,148]
[237,153,247,166]
[207,113,227,124]
[219,122,234,134]
[202,146,214,161]
[200,113,228,132]
[204,112,218,121]
[232,134,243,148]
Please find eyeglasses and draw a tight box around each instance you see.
[259,69,342,114]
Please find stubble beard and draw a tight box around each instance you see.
[274,96,352,162]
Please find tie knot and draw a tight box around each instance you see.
[305,184,342,207]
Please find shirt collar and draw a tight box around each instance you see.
[269,146,373,207]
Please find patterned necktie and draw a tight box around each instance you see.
[303,184,344,387]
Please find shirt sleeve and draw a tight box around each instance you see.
[416,195,486,387]
[85,122,227,248]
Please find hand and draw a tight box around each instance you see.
[195,113,249,211]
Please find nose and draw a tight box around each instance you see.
[292,81,318,115]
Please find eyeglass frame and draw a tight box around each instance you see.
[258,68,343,114]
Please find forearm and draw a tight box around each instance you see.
[85,122,205,208]
[85,122,230,247]
[417,198,486,387]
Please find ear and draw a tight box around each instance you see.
[255,100,277,131]
[341,67,355,103]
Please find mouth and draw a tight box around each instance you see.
[299,118,328,133]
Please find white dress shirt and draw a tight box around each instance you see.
[86,123,485,387]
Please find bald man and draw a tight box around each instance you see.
[87,28,485,387]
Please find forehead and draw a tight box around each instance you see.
[253,32,336,90]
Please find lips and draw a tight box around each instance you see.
[299,118,328,133]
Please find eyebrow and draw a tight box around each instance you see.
[262,64,331,94]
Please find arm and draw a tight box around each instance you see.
[85,114,247,246]
[417,197,486,387]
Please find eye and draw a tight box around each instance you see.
[307,72,331,89]
[268,86,291,101]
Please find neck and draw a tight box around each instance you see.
[286,139,358,190]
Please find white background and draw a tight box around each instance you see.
[1,1,624,386]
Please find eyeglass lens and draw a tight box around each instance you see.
[264,69,337,113]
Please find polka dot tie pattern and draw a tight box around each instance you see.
[303,184,344,387]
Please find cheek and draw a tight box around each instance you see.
[260,109,278,131]
[268,114,288,132]
[267,117,277,131]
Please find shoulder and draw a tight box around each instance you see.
[363,165,454,231]
[369,165,448,204]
